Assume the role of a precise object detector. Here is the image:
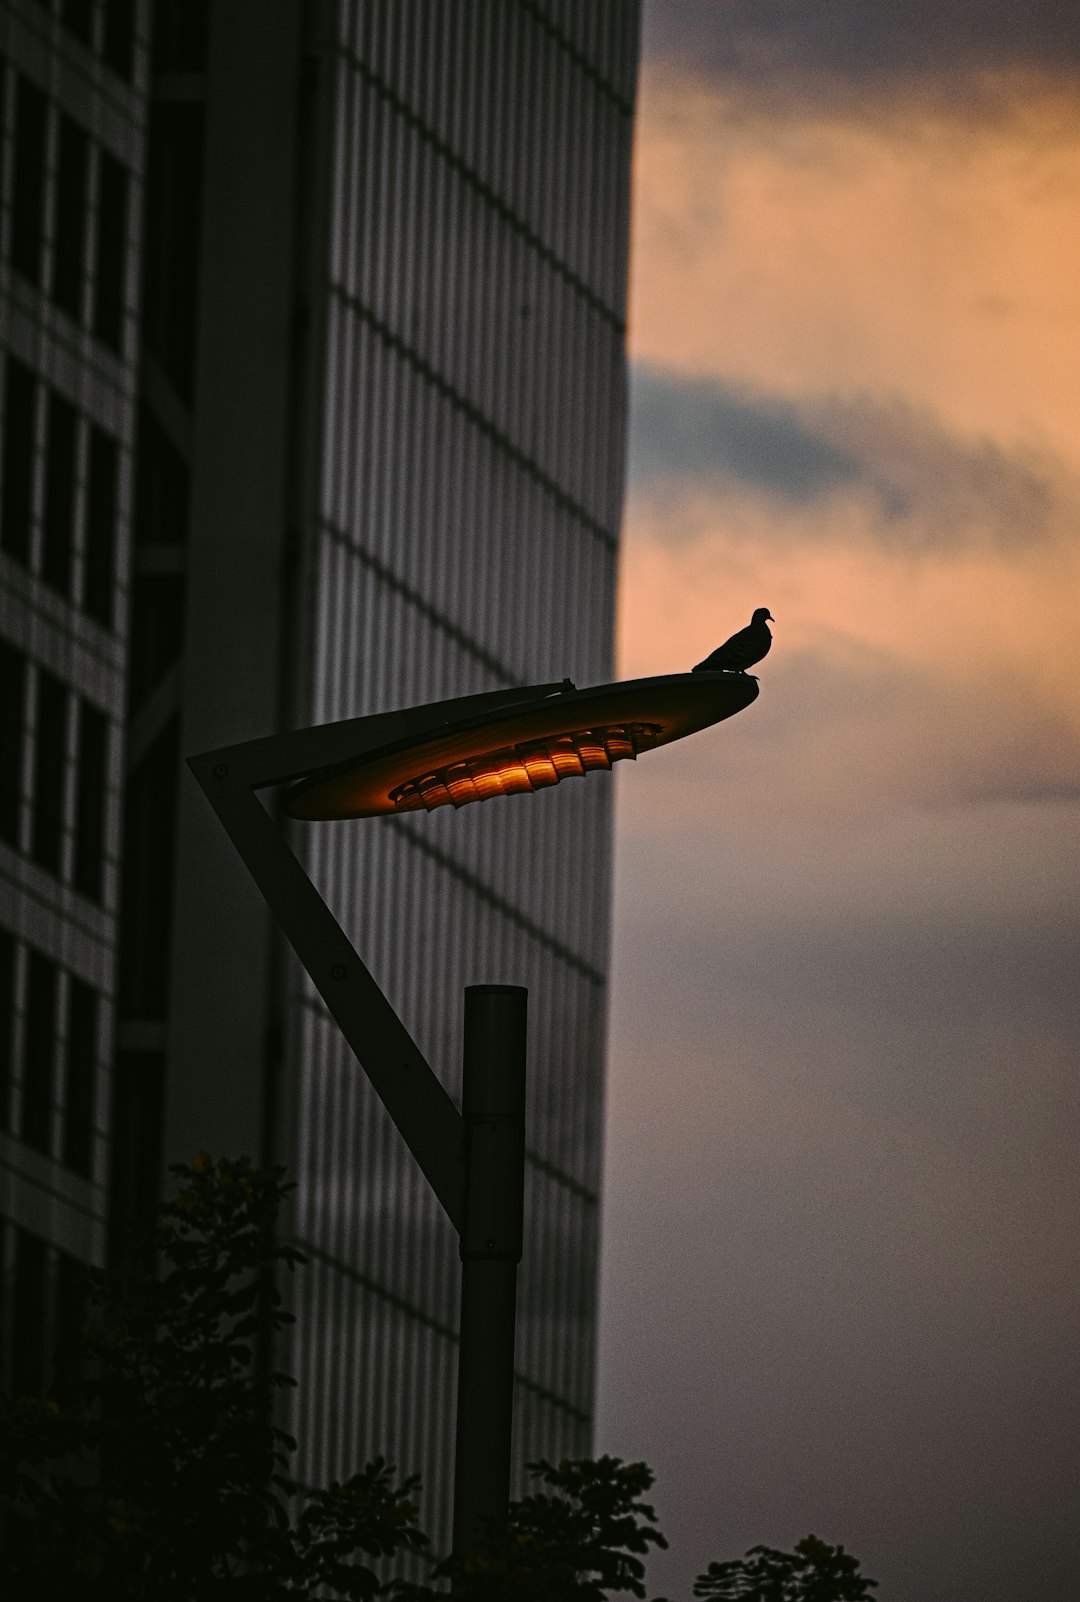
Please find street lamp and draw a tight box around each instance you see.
[188,669,756,1555]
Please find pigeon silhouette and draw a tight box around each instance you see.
[692,608,774,674]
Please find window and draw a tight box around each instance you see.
[84,424,119,627]
[61,0,95,50]
[103,0,137,82]
[0,640,27,847]
[54,1251,88,1399]
[94,149,129,352]
[11,1228,48,1395]
[1,356,37,567]
[74,698,108,902]
[108,1050,164,1267]
[134,399,189,547]
[129,573,186,711]
[52,114,89,320]
[0,57,6,218]
[12,75,47,286]
[3,1226,84,1401]
[152,0,209,74]
[118,717,178,1016]
[63,974,97,1176]
[42,389,78,598]
[142,104,205,401]
[0,927,14,1131]
[22,948,58,1153]
[31,669,68,876]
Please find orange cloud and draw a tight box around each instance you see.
[629,67,1080,456]
[620,61,1080,839]
[619,491,1080,726]
[603,36,1080,1599]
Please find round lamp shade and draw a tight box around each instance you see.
[283,672,758,822]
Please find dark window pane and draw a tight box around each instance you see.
[63,974,97,1175]
[129,573,186,713]
[74,698,108,902]
[12,76,47,286]
[0,56,6,219]
[118,716,178,1016]
[54,1252,88,1400]
[12,1229,48,1394]
[31,670,68,875]
[1,357,37,566]
[0,927,15,1131]
[84,425,119,627]
[0,1220,9,1395]
[42,390,78,598]
[134,399,189,549]
[103,0,136,81]
[52,114,89,319]
[93,149,128,352]
[107,1050,163,1267]
[61,0,94,48]
[151,0,209,74]
[0,641,27,847]
[23,948,58,1152]
[142,103,204,401]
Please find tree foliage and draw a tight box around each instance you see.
[0,1156,428,1597]
[692,1535,878,1602]
[1,1156,877,1600]
[434,1455,669,1600]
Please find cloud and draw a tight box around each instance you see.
[616,514,1080,841]
[605,19,1080,1600]
[802,392,1063,552]
[627,364,1072,558]
[643,0,1080,120]
[628,74,1080,452]
[615,641,1080,857]
[629,365,860,503]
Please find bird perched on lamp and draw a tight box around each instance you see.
[693,608,774,674]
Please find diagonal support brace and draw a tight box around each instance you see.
[187,684,559,1232]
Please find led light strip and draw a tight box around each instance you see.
[390,723,662,813]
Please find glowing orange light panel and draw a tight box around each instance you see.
[390,724,660,813]
[283,672,757,822]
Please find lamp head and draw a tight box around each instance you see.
[283,673,760,822]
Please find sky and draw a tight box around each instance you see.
[595,5,1080,1599]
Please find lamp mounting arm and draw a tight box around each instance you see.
[188,692,561,1234]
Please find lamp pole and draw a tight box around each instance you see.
[189,684,558,1554]
[453,984,527,1554]
[189,668,756,1556]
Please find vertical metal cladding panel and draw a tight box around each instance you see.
[288,0,635,1541]
[415,384,437,676]
[322,292,342,530]
[339,300,360,554]
[406,372,428,612]
[328,50,348,287]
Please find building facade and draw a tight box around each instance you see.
[0,0,143,1388]
[1,0,639,1548]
